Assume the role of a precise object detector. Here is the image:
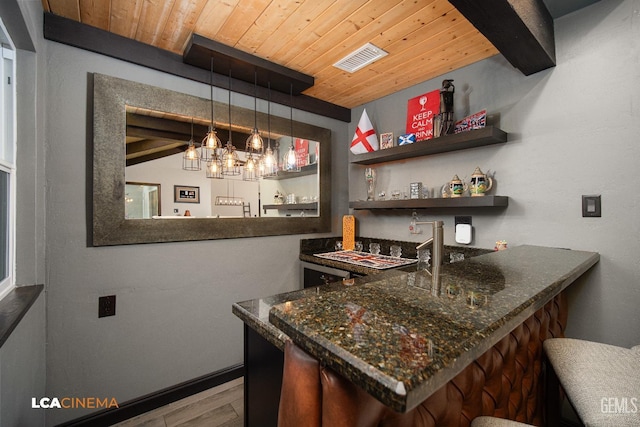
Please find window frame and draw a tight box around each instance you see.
[0,19,16,301]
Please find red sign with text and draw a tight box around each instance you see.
[295,138,309,167]
[406,89,440,141]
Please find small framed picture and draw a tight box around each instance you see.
[380,132,394,149]
[174,185,200,203]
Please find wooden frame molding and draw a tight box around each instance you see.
[91,73,332,246]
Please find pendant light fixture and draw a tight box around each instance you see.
[284,83,300,172]
[246,70,264,152]
[243,70,262,181]
[222,71,240,176]
[182,118,201,171]
[201,57,222,162]
[243,152,258,181]
[262,82,277,176]
[206,154,223,179]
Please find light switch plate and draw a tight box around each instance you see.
[582,195,601,217]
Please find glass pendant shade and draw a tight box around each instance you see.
[201,127,221,161]
[243,153,258,181]
[221,142,240,176]
[257,155,266,176]
[262,81,277,176]
[246,70,263,152]
[284,83,299,172]
[246,128,263,151]
[284,142,299,172]
[262,146,276,176]
[182,118,200,171]
[222,71,240,176]
[183,141,201,171]
[201,57,221,162]
[206,152,223,179]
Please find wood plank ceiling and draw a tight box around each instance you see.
[40,0,500,109]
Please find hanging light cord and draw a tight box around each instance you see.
[253,70,258,130]
[210,57,214,126]
[228,70,232,146]
[290,83,294,143]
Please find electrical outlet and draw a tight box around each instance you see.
[99,295,116,318]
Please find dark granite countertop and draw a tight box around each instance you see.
[233,245,598,413]
[299,236,490,275]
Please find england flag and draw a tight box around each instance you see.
[350,109,378,154]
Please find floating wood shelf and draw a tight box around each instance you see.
[349,196,508,210]
[350,127,507,165]
[263,164,317,180]
[263,202,318,214]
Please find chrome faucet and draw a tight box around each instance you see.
[415,220,444,289]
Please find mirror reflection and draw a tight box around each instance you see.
[125,182,161,219]
[124,107,320,219]
[92,73,331,246]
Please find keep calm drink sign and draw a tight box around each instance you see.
[406,89,440,141]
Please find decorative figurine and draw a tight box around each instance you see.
[274,191,285,204]
[494,240,508,251]
[435,79,455,137]
[443,174,467,198]
[469,167,493,197]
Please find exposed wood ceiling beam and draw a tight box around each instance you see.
[125,112,276,166]
[184,34,314,95]
[448,0,555,75]
[126,148,186,167]
[126,138,185,156]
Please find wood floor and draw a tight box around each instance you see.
[111,377,244,427]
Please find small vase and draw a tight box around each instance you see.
[365,167,376,201]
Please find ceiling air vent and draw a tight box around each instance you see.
[333,43,388,73]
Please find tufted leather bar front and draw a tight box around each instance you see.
[278,292,567,427]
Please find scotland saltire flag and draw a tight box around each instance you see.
[398,133,416,145]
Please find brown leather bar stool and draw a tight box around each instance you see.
[544,338,640,426]
[471,417,532,426]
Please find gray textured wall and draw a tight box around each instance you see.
[0,294,46,427]
[349,0,639,348]
[36,17,348,427]
[0,1,46,426]
[6,0,640,426]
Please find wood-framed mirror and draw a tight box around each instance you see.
[91,73,331,246]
